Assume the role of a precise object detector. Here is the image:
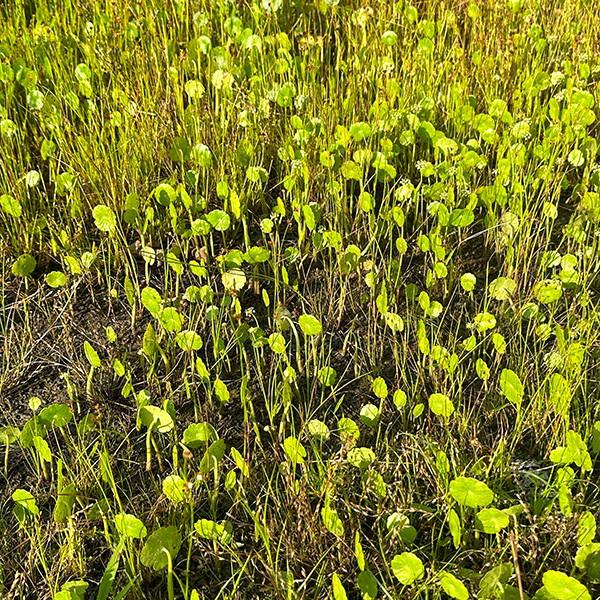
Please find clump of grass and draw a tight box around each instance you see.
[1,1,600,599]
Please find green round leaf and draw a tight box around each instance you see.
[25,170,41,187]
[479,563,513,597]
[542,570,591,600]
[185,79,205,99]
[182,422,217,448]
[12,488,39,517]
[283,436,307,464]
[39,404,73,428]
[488,277,516,300]
[298,314,322,336]
[460,273,476,291]
[449,476,494,509]
[75,63,91,82]
[139,405,174,433]
[438,571,469,600]
[578,512,597,548]
[27,89,45,110]
[33,435,51,461]
[276,82,295,107]
[83,341,101,368]
[206,209,230,231]
[567,149,585,167]
[381,30,398,46]
[391,552,425,586]
[45,271,67,287]
[12,254,36,277]
[317,366,337,387]
[1,194,22,217]
[114,513,147,539]
[347,447,377,469]
[499,369,524,406]
[0,426,20,445]
[475,507,510,534]
[222,268,246,292]
[473,311,496,332]
[372,377,388,399]
[393,389,407,408]
[140,526,182,571]
[357,570,378,599]
[321,504,345,537]
[153,183,177,206]
[175,330,203,351]
[359,404,381,427]
[213,378,230,404]
[245,246,271,264]
[349,121,372,142]
[307,419,330,442]
[191,143,212,167]
[338,417,359,442]
[57,580,88,600]
[198,439,226,473]
[449,208,474,228]
[428,393,454,418]
[332,573,348,600]
[162,475,187,504]
[268,332,287,354]
[92,204,117,233]
[159,307,183,332]
[534,279,562,304]
[194,519,232,544]
[575,543,600,581]
[141,287,162,316]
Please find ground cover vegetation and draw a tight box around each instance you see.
[1,0,600,598]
